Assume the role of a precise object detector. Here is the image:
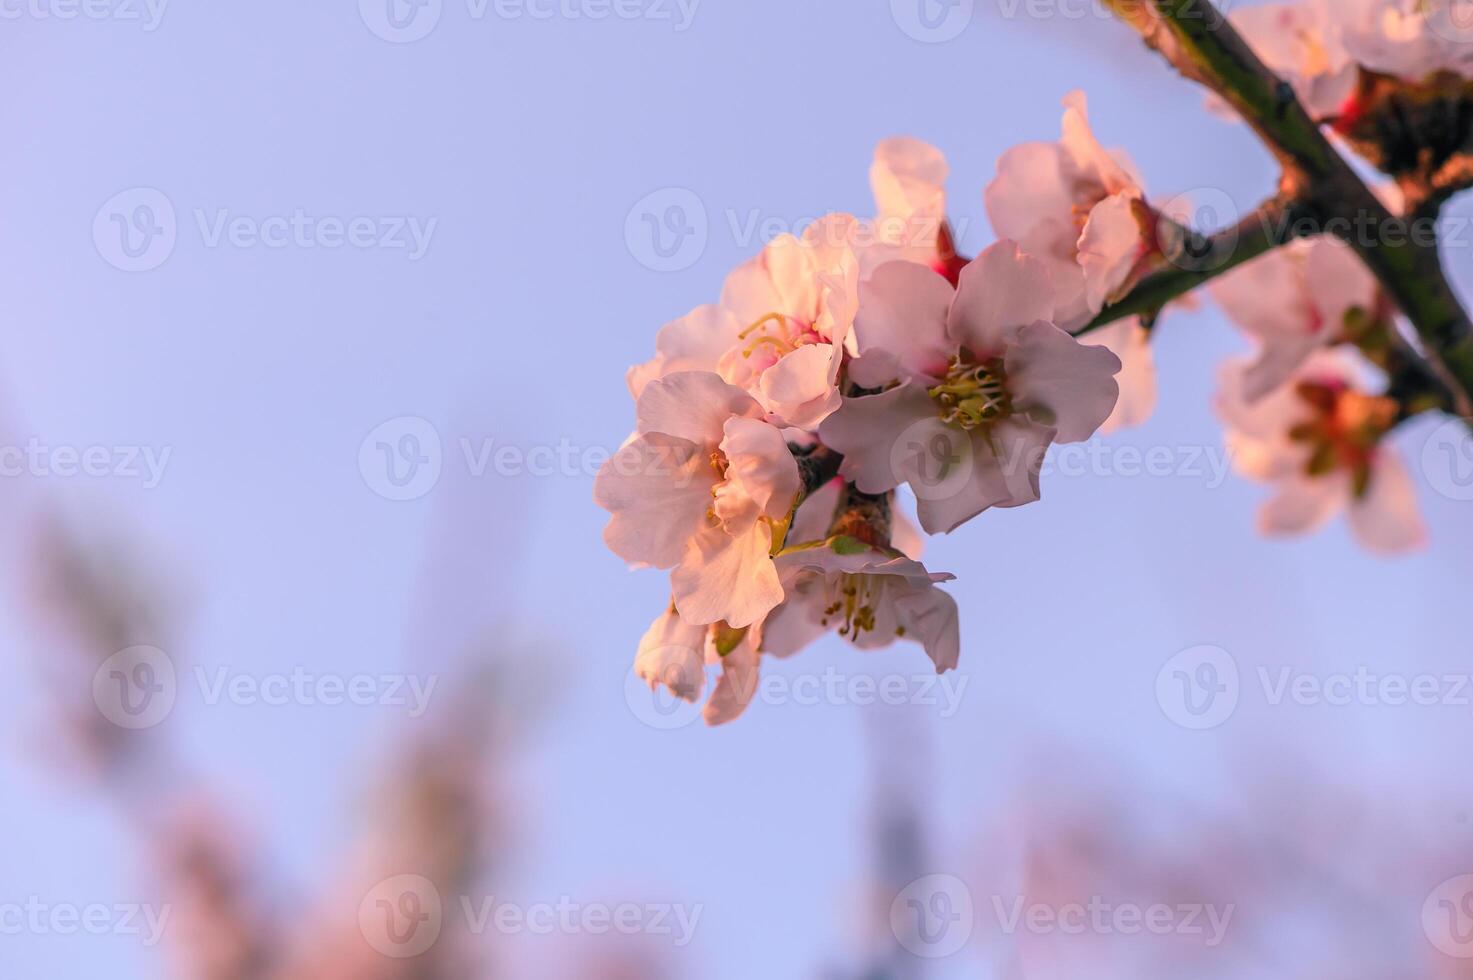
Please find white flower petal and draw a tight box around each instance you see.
[595,433,717,568]
[948,241,1057,357]
[636,371,762,445]
[672,523,783,629]
[1005,320,1122,444]
[1348,449,1428,554]
[821,383,938,496]
[634,608,707,702]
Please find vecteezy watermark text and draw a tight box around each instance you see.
[357,875,701,959]
[359,0,700,43]
[0,439,170,488]
[0,898,171,946]
[94,188,436,272]
[92,646,439,729]
[0,0,167,30]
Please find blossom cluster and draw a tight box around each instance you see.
[599,2,1466,720]
[1226,0,1473,179]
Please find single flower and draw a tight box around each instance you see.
[985,90,1168,328]
[626,214,861,431]
[1215,350,1426,553]
[763,534,961,674]
[820,242,1122,535]
[595,371,801,628]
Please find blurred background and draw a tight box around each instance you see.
[2,0,1473,976]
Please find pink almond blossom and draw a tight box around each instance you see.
[626,213,861,431]
[765,537,960,673]
[985,90,1165,328]
[1215,350,1426,553]
[595,371,800,628]
[1227,1,1358,120]
[1210,236,1385,402]
[820,242,1122,535]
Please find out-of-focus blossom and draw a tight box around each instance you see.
[595,371,800,628]
[1215,350,1426,553]
[1210,236,1387,401]
[1228,0,1358,119]
[822,242,1121,534]
[626,214,860,430]
[1339,0,1473,82]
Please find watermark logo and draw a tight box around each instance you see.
[890,417,975,504]
[624,657,704,731]
[890,0,973,42]
[360,417,443,501]
[359,0,442,41]
[1156,645,1238,729]
[891,874,974,958]
[92,645,177,730]
[1428,0,1473,45]
[1424,874,1473,958]
[624,187,707,272]
[360,875,443,958]
[1422,417,1473,502]
[94,188,177,273]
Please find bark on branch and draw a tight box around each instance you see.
[1101,0,1473,417]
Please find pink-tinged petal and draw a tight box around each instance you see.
[718,416,801,524]
[636,370,762,445]
[754,233,818,323]
[1347,450,1428,554]
[756,343,842,430]
[1242,333,1325,402]
[1084,319,1156,433]
[719,247,787,327]
[1257,473,1346,537]
[1006,320,1122,443]
[871,137,948,227]
[595,433,716,568]
[913,419,1053,533]
[626,304,740,399]
[1209,245,1315,343]
[1060,90,1137,197]
[788,477,842,546]
[849,261,956,388]
[985,141,1073,245]
[703,636,761,726]
[760,590,830,659]
[893,585,961,673]
[1043,255,1094,332]
[820,383,939,495]
[948,241,1057,356]
[1078,192,1150,313]
[634,608,707,702]
[777,546,942,585]
[672,523,783,629]
[804,216,862,346]
[1305,237,1378,329]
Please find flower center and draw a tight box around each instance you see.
[928,356,1012,430]
[821,573,879,639]
[738,312,821,363]
[1288,382,1397,498]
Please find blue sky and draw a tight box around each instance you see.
[2,1,1472,977]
